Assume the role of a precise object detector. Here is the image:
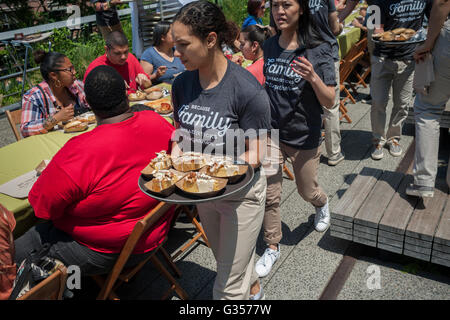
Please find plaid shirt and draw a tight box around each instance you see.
[20,80,90,138]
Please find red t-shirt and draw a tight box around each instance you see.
[246,58,265,85]
[29,111,175,254]
[83,53,150,94]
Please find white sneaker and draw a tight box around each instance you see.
[314,198,330,232]
[255,244,280,278]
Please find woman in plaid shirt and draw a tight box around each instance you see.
[20,50,90,138]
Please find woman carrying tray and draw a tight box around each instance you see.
[170,1,271,300]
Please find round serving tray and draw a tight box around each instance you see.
[372,31,427,47]
[138,162,255,204]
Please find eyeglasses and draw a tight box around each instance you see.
[55,66,76,74]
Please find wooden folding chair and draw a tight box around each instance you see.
[339,38,367,123]
[93,201,188,300]
[171,205,210,260]
[18,265,68,300]
[5,109,22,141]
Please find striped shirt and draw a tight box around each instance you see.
[20,80,90,138]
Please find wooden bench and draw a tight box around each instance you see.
[330,167,450,267]
[405,100,450,129]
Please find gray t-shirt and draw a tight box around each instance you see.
[172,59,271,158]
[263,36,336,149]
[309,0,340,62]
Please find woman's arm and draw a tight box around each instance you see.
[291,57,335,108]
[239,134,267,169]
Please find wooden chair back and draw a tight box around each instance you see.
[5,109,22,141]
[95,201,188,300]
[18,265,68,300]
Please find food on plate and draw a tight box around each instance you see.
[75,112,96,124]
[394,34,409,41]
[128,90,147,101]
[144,170,184,194]
[381,32,395,41]
[63,120,88,133]
[141,151,172,175]
[143,86,162,94]
[172,152,207,172]
[144,97,171,109]
[403,29,416,36]
[146,90,164,100]
[181,172,222,193]
[206,156,238,176]
[391,28,406,35]
[156,102,173,114]
[35,160,49,176]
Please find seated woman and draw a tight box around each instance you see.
[239,24,271,85]
[140,21,185,84]
[21,50,90,138]
[242,0,267,30]
[14,65,176,277]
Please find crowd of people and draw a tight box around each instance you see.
[1,0,449,300]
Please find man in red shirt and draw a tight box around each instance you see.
[14,66,175,276]
[84,31,152,94]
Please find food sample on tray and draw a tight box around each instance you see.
[144,97,171,109]
[141,151,172,176]
[206,156,240,177]
[128,90,147,101]
[63,120,88,133]
[146,90,164,101]
[373,29,416,42]
[144,170,183,193]
[181,172,222,193]
[172,152,207,172]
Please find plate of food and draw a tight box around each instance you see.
[372,28,426,46]
[63,120,88,133]
[143,169,186,197]
[74,112,96,124]
[200,156,248,184]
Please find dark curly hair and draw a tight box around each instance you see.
[84,65,128,119]
[173,0,236,49]
[33,50,66,82]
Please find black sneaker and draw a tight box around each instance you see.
[405,184,434,198]
[327,151,345,166]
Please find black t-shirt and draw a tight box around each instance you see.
[172,59,271,158]
[263,36,337,150]
[373,0,433,59]
[91,0,120,27]
[309,0,340,61]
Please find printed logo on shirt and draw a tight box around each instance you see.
[388,0,426,23]
[177,104,233,145]
[265,57,302,92]
[309,0,323,14]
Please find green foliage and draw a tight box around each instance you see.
[217,0,271,27]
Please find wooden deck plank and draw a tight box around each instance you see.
[404,249,430,261]
[405,235,432,249]
[332,167,383,222]
[354,230,377,241]
[378,175,418,234]
[378,242,403,254]
[378,236,403,249]
[378,229,404,242]
[353,236,376,247]
[404,243,431,255]
[405,184,448,241]
[353,224,378,235]
[431,249,450,260]
[331,218,353,229]
[431,256,450,268]
[432,243,450,254]
[330,225,352,235]
[433,192,450,247]
[353,171,404,228]
[330,230,353,241]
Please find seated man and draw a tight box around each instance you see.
[14,65,176,276]
[84,31,151,94]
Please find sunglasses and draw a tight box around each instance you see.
[55,66,76,74]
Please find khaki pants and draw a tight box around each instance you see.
[413,21,450,188]
[322,60,342,159]
[370,55,415,144]
[98,23,123,40]
[196,170,266,300]
[262,138,328,245]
